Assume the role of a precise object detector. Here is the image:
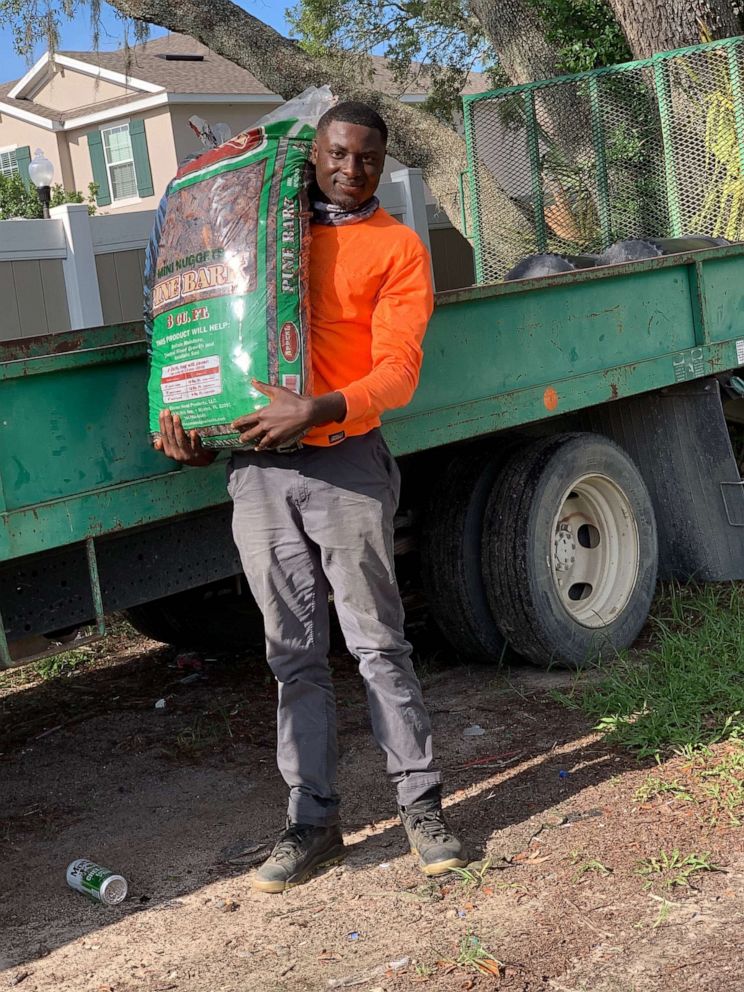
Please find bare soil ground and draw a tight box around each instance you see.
[1,621,742,992]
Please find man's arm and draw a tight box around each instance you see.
[337,242,434,422]
[231,383,346,450]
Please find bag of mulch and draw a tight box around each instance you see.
[145,86,334,448]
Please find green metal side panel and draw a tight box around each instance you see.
[0,355,165,510]
[383,249,744,448]
[402,268,693,413]
[0,463,228,561]
[3,246,744,564]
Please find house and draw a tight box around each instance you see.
[0,31,486,214]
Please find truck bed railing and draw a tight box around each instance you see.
[463,36,744,281]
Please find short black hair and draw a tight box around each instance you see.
[317,101,388,144]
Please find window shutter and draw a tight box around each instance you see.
[87,131,112,206]
[15,146,31,189]
[129,119,154,197]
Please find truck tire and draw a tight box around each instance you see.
[420,447,512,662]
[482,433,657,669]
[125,577,265,654]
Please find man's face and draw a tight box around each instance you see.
[311,121,386,210]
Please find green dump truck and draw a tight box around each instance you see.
[4,39,744,670]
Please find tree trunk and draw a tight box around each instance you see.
[105,0,529,261]
[608,0,744,242]
[471,0,593,145]
[470,0,601,252]
[470,0,566,85]
[608,0,742,59]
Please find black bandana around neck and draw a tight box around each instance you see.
[312,196,380,226]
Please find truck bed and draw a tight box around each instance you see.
[2,243,744,564]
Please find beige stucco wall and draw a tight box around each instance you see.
[168,101,282,166]
[0,115,66,184]
[57,135,75,190]
[67,107,178,214]
[30,68,135,112]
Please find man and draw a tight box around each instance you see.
[156,101,467,893]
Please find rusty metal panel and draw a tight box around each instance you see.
[0,320,143,363]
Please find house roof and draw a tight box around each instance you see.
[56,33,488,98]
[0,79,68,124]
[0,31,488,129]
[59,33,276,99]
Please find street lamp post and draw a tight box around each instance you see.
[28,149,54,219]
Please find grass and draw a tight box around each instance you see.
[450,859,493,888]
[413,961,436,979]
[634,775,694,804]
[572,857,613,883]
[694,746,744,825]
[33,648,91,681]
[634,744,744,826]
[0,646,92,689]
[636,849,722,889]
[0,615,144,690]
[175,703,235,753]
[556,583,744,757]
[438,933,503,977]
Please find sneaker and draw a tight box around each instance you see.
[252,821,345,893]
[399,789,468,876]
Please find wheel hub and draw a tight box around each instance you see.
[553,523,575,570]
[549,475,640,629]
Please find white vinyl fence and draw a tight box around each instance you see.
[0,167,474,340]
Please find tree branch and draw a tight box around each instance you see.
[105,0,530,265]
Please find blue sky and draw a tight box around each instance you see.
[0,0,293,83]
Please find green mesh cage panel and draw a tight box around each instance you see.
[463,37,744,283]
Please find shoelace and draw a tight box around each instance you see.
[409,809,451,842]
[271,824,314,863]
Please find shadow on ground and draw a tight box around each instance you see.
[0,621,650,975]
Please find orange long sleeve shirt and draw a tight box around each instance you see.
[303,207,434,447]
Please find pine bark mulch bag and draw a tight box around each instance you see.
[145,87,333,448]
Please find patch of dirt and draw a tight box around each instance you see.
[1,622,742,992]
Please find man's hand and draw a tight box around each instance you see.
[232,381,346,451]
[154,409,218,467]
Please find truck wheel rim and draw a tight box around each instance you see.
[550,473,640,629]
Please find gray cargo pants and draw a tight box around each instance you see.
[227,428,441,826]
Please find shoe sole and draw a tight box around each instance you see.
[411,847,469,877]
[252,848,346,894]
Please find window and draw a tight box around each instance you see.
[101,123,138,201]
[0,149,18,178]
